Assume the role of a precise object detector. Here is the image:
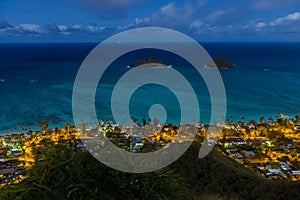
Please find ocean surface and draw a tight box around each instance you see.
[1,42,300,133]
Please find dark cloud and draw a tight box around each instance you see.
[69,0,147,19]
[254,0,300,10]
[120,2,203,31]
[202,7,249,26]
[0,17,11,29]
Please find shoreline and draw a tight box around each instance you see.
[1,112,298,137]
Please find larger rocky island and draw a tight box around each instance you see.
[131,56,233,69]
[131,56,166,67]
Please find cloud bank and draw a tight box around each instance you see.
[1,0,300,42]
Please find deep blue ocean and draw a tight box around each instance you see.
[1,43,300,133]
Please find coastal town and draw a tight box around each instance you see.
[1,113,300,186]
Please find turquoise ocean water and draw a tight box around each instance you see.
[0,43,300,133]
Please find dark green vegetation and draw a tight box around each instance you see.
[0,139,191,200]
[172,144,300,200]
[1,140,300,200]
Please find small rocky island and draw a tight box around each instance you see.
[207,57,234,69]
[131,56,166,67]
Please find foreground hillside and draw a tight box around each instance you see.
[1,140,299,200]
[172,143,300,200]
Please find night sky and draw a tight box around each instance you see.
[1,0,300,42]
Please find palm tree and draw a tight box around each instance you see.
[222,127,227,146]
[41,121,48,130]
[40,121,49,135]
[142,118,147,126]
[268,117,274,124]
[65,123,71,134]
[239,116,245,125]
[154,117,159,127]
[260,116,265,125]
[295,115,300,124]
[130,116,137,124]
[227,115,234,124]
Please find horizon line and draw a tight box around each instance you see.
[1,41,300,44]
